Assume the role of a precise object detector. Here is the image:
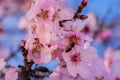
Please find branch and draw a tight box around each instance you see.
[59,0,88,27]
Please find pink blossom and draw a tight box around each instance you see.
[86,13,97,30]
[14,0,120,79]
[62,19,86,32]
[60,31,84,50]
[82,12,97,37]
[54,0,67,11]
[0,46,10,59]
[104,47,114,71]
[26,0,55,21]
[27,46,52,64]
[90,59,107,80]
[0,0,17,16]
[71,20,87,32]
[35,19,54,45]
[26,37,52,64]
[58,8,74,20]
[0,58,6,70]
[51,47,63,59]
[97,28,111,41]
[60,31,93,51]
[107,61,120,80]
[62,45,98,79]
[104,47,120,71]
[18,17,27,29]
[5,67,18,80]
[50,72,75,80]
[50,66,83,80]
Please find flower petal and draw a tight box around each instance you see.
[67,62,77,77]
[77,63,92,80]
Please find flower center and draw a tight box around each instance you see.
[37,9,49,19]
[70,53,81,63]
[52,48,60,56]
[82,26,90,33]
[115,77,120,80]
[95,76,104,80]
[32,38,41,54]
[70,36,78,44]
[52,11,59,21]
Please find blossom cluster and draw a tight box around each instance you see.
[0,0,32,17]
[0,0,120,80]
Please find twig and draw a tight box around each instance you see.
[59,0,88,27]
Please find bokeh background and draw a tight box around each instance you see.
[0,0,120,67]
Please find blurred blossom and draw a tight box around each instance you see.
[0,0,120,80]
[18,17,27,30]
[0,0,32,17]
[90,58,107,80]
[0,58,6,70]
[0,46,10,59]
[104,47,120,71]
[5,67,18,80]
[107,61,120,80]
[96,28,112,42]
[82,12,97,37]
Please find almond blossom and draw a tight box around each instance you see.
[60,31,93,52]
[97,28,111,42]
[62,45,98,79]
[5,67,18,80]
[50,65,84,80]
[82,12,97,37]
[25,37,53,64]
[4,0,119,79]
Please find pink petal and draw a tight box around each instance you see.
[113,50,120,61]
[108,61,120,80]
[83,35,93,42]
[72,20,86,32]
[77,63,92,80]
[90,58,106,78]
[0,58,6,70]
[62,52,71,63]
[67,62,77,77]
[80,46,99,64]
[5,67,18,80]
[40,47,52,63]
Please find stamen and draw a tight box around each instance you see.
[37,9,49,19]
[70,53,81,64]
[95,76,104,80]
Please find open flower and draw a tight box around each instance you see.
[27,45,52,64]
[26,37,52,64]
[62,45,98,79]
[26,0,55,20]
[50,65,84,80]
[60,31,93,51]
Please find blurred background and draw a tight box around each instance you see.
[0,0,120,67]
